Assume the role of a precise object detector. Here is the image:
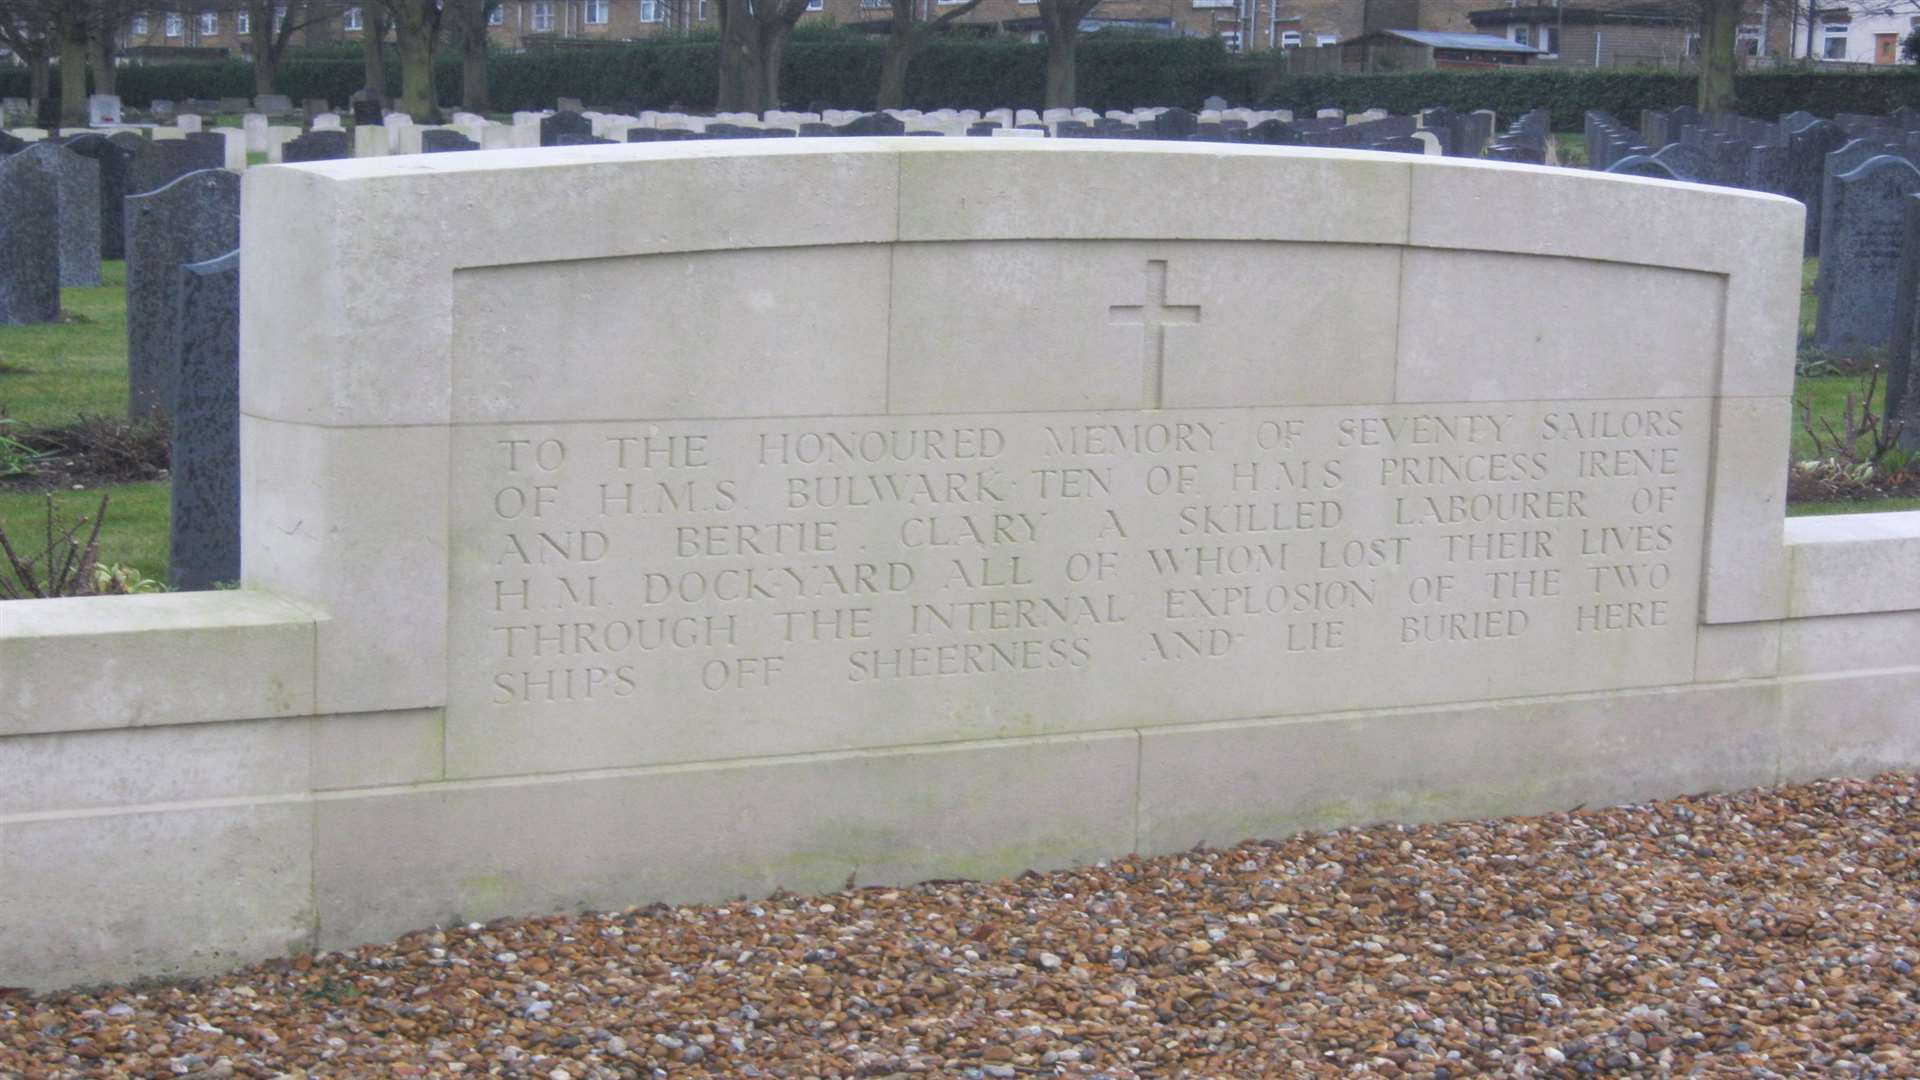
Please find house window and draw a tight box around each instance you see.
[198,10,217,33]
[343,6,362,30]
[131,13,149,34]
[1540,25,1558,55]
[236,8,249,32]
[807,0,823,9]
[1824,23,1849,58]
[1218,30,1242,51]
[586,0,608,23]
[532,0,555,29]
[1315,33,1337,45]
[490,5,505,23]
[1279,29,1301,47]
[698,0,709,18]
[164,11,184,36]
[640,0,663,21]
[1509,24,1530,47]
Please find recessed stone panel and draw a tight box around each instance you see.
[445,398,1711,778]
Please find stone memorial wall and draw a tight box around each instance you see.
[6,141,1920,993]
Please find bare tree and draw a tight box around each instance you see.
[878,0,984,109]
[373,0,445,120]
[1035,0,1100,109]
[445,0,500,112]
[0,0,55,107]
[247,0,311,95]
[86,0,123,95]
[714,0,812,112]
[363,4,392,106]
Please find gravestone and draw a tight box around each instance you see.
[87,93,123,126]
[421,129,480,153]
[350,92,384,126]
[1605,154,1683,180]
[836,113,905,136]
[1816,139,1905,296]
[62,133,136,260]
[216,143,1800,965]
[1889,195,1920,437]
[1153,108,1198,140]
[255,94,295,116]
[282,130,352,162]
[555,133,614,146]
[125,169,241,420]
[149,99,177,122]
[170,249,242,591]
[1815,155,1920,353]
[19,141,102,288]
[541,111,592,146]
[0,129,26,156]
[128,135,224,196]
[1650,142,1707,181]
[1786,119,1848,254]
[0,150,59,324]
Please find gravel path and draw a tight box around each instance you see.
[4,774,1917,1079]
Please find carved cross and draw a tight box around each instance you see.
[1107,260,1202,409]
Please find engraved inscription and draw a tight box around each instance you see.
[448,401,1710,772]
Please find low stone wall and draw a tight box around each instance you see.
[4,141,1914,994]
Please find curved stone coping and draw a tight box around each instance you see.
[0,589,323,737]
[1785,511,1920,619]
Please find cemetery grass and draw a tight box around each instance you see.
[0,262,130,426]
[0,481,170,584]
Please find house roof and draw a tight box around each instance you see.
[1354,28,1545,52]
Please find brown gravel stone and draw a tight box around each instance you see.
[3,774,1919,1078]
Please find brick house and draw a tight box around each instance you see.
[1466,0,1793,67]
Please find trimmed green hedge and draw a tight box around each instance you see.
[10,47,1920,121]
[0,36,1249,113]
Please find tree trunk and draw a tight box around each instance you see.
[716,17,763,112]
[758,23,788,111]
[364,14,390,104]
[395,21,440,121]
[462,4,491,112]
[1044,25,1076,110]
[878,28,914,109]
[1696,0,1739,114]
[88,33,115,96]
[59,24,88,127]
[29,55,51,106]
[254,40,279,95]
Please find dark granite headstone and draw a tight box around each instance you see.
[1815,155,1920,354]
[0,130,25,156]
[1649,142,1707,181]
[1374,136,1424,155]
[836,113,906,136]
[1746,143,1789,194]
[61,133,136,260]
[800,122,840,137]
[1888,195,1920,437]
[557,97,585,113]
[125,169,241,421]
[281,129,351,162]
[351,94,385,126]
[421,129,480,152]
[304,98,331,122]
[0,150,60,324]
[127,136,224,197]
[1786,119,1848,255]
[1816,139,1906,294]
[169,249,241,591]
[541,111,592,146]
[554,133,613,146]
[18,142,102,288]
[1604,154,1683,180]
[1484,142,1544,164]
[254,94,295,116]
[1153,108,1198,140]
[1244,119,1301,145]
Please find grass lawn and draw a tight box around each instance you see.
[0,261,131,426]
[0,480,170,586]
[0,255,1912,593]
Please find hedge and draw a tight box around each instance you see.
[9,46,1920,122]
[0,36,1251,113]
